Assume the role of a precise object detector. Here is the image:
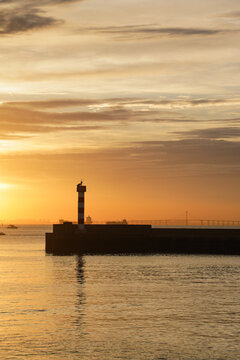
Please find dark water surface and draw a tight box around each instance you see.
[0,225,239,359]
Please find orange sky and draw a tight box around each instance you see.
[0,0,240,223]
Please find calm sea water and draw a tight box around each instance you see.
[0,225,239,360]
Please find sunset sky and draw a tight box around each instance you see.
[0,0,240,223]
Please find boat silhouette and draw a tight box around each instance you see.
[7,224,18,229]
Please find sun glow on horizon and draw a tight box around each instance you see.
[0,183,13,190]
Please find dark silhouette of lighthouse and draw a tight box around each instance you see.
[77,181,86,229]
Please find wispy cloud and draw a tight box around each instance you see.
[218,10,240,18]
[0,132,28,140]
[6,99,104,109]
[6,97,240,110]
[174,127,240,139]
[0,0,83,5]
[0,108,109,139]
[78,24,234,40]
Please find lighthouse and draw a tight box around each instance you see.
[76,181,86,229]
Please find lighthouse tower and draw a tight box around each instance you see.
[76,181,86,229]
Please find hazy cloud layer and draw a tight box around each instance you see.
[1,139,240,172]
[130,139,240,167]
[91,139,240,173]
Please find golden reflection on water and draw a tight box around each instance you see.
[0,226,239,359]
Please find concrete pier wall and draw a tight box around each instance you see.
[45,223,240,255]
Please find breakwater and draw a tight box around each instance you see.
[45,222,240,255]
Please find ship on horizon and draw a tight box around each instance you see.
[7,224,18,229]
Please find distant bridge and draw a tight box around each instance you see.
[66,219,240,227]
[126,219,240,227]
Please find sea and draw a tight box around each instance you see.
[0,225,239,360]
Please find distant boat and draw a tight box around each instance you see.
[0,232,6,235]
[7,224,18,229]
[106,219,128,225]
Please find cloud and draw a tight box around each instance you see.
[5,97,240,110]
[86,139,240,170]
[6,99,104,109]
[0,98,186,140]
[0,63,184,82]
[0,122,106,136]
[175,127,240,139]
[218,10,240,18]
[117,98,240,109]
[1,139,240,178]
[0,99,190,127]
[0,132,29,140]
[35,0,82,3]
[1,97,240,141]
[0,0,84,35]
[127,140,240,173]
[78,24,233,40]
[0,7,60,35]
[138,139,240,165]
[0,0,82,5]
[0,101,114,139]
[0,111,108,139]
